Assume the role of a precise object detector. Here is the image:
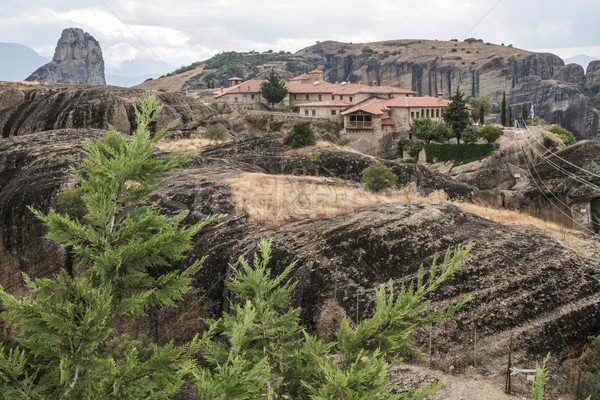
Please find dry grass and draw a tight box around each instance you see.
[284,140,371,159]
[1,81,45,87]
[221,172,599,258]
[154,137,230,152]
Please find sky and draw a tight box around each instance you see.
[1,0,599,75]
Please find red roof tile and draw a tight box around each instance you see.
[297,100,354,107]
[290,73,310,81]
[382,117,395,125]
[214,79,265,98]
[341,98,387,115]
[384,96,452,107]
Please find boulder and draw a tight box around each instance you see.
[553,63,585,85]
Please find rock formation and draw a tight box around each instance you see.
[1,125,599,398]
[0,84,227,138]
[25,28,106,85]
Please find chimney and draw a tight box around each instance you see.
[220,86,223,93]
[247,85,251,91]
[438,92,443,101]
[372,80,377,86]
[400,80,404,89]
[359,80,363,84]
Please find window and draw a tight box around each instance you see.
[347,114,373,129]
[349,97,353,102]
[331,110,337,115]
[234,97,238,102]
[436,109,439,118]
[306,94,309,100]
[251,94,255,99]
[293,94,297,99]
[318,95,322,101]
[305,110,309,116]
[416,112,419,118]
[311,110,316,116]
[411,112,414,118]
[332,95,335,100]
[426,109,429,117]
[340,95,344,100]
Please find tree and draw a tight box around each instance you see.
[0,95,221,399]
[361,162,398,192]
[410,118,434,143]
[462,126,480,144]
[480,124,503,143]
[479,105,485,125]
[283,120,315,148]
[194,240,474,399]
[500,91,507,127]
[442,87,470,143]
[522,101,529,124]
[467,96,492,124]
[260,68,288,107]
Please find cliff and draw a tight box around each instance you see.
[137,39,600,141]
[25,28,106,85]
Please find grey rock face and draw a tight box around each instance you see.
[0,85,225,138]
[1,129,598,397]
[553,63,585,85]
[25,28,106,85]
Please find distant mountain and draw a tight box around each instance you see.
[105,58,171,87]
[564,54,600,71]
[0,43,49,81]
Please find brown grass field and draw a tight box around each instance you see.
[221,172,599,258]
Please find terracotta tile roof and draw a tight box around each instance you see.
[384,96,452,107]
[297,100,354,107]
[341,97,387,115]
[213,79,265,98]
[290,73,310,81]
[382,117,395,125]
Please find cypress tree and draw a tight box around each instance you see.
[0,95,221,399]
[508,104,513,127]
[522,101,529,124]
[479,104,485,125]
[260,68,288,108]
[442,86,470,143]
[500,91,507,126]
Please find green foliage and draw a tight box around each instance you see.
[410,118,452,143]
[57,184,87,221]
[468,96,492,123]
[246,114,270,129]
[203,51,292,77]
[461,126,479,144]
[336,137,350,146]
[464,38,483,43]
[398,139,423,160]
[451,48,457,52]
[205,123,229,140]
[207,101,221,113]
[479,105,485,125]
[362,46,375,54]
[0,95,221,399]
[531,353,551,400]
[508,105,513,126]
[260,68,288,107]
[361,162,398,192]
[338,48,346,54]
[501,91,507,127]
[480,124,503,144]
[194,240,473,399]
[548,125,577,146]
[442,87,470,143]
[284,120,315,148]
[424,143,495,166]
[522,101,528,123]
[582,335,600,400]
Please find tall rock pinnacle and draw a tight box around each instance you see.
[26,28,106,85]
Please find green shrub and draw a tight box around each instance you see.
[245,115,269,129]
[451,48,457,52]
[423,143,495,166]
[207,101,220,113]
[57,185,87,221]
[582,336,600,400]
[336,137,350,146]
[361,162,398,192]
[479,124,503,143]
[461,126,479,144]
[548,125,577,146]
[284,120,315,148]
[205,123,229,140]
[337,48,345,54]
[362,46,374,54]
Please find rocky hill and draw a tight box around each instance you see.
[1,118,599,398]
[25,28,105,85]
[137,39,600,141]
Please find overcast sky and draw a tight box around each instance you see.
[2,0,599,73]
